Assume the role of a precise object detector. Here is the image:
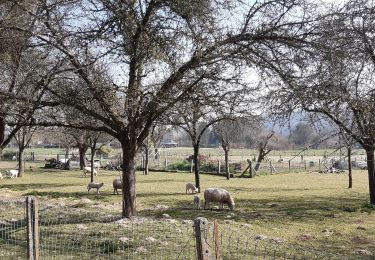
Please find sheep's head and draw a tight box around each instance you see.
[99,183,104,187]
[193,187,198,193]
[228,197,235,210]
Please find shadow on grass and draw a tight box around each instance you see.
[0,183,76,191]
[140,195,375,223]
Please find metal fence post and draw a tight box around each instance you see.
[26,196,39,260]
[194,217,213,260]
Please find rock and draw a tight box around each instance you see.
[161,241,168,246]
[255,235,268,241]
[240,223,253,228]
[270,237,283,244]
[182,220,193,225]
[357,249,372,256]
[119,237,131,243]
[226,215,232,218]
[76,224,87,230]
[135,246,147,254]
[322,229,333,236]
[161,213,171,219]
[145,237,156,243]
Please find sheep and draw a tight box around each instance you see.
[87,182,104,194]
[193,195,200,209]
[204,188,235,210]
[0,171,3,179]
[6,169,18,178]
[113,179,123,194]
[83,166,98,177]
[186,182,198,194]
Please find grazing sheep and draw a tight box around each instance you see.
[83,166,98,177]
[113,179,122,194]
[87,182,104,194]
[6,169,18,178]
[204,188,235,210]
[193,195,200,209]
[186,183,198,194]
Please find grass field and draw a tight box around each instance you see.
[0,162,374,259]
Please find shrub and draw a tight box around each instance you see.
[97,145,113,157]
[168,161,191,171]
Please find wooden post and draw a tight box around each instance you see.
[194,217,213,260]
[288,160,291,173]
[214,220,222,260]
[217,161,221,174]
[304,160,307,171]
[165,158,168,171]
[27,196,39,260]
[190,159,194,173]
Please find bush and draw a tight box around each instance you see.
[1,151,16,160]
[168,161,191,171]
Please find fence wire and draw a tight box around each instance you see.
[0,198,350,259]
[0,197,27,259]
[38,206,196,259]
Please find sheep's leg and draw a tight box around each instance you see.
[204,201,208,210]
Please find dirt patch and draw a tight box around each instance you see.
[352,236,375,245]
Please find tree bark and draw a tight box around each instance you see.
[78,146,88,170]
[223,147,230,180]
[90,147,95,183]
[348,147,352,189]
[365,147,375,204]
[122,143,137,217]
[18,147,25,177]
[143,144,149,175]
[193,144,201,193]
[254,151,264,171]
[0,117,5,148]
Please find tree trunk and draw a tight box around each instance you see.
[254,151,264,171]
[144,144,149,175]
[193,144,201,193]
[121,143,137,217]
[223,147,230,180]
[348,147,352,189]
[90,148,95,183]
[365,147,375,204]
[0,117,5,148]
[18,146,25,177]
[79,146,88,170]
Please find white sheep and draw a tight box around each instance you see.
[83,166,98,177]
[193,195,200,209]
[6,169,19,178]
[186,182,198,194]
[87,182,104,194]
[204,188,235,210]
[113,179,122,194]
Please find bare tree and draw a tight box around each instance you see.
[14,125,37,177]
[7,0,313,217]
[267,0,375,204]
[213,118,246,179]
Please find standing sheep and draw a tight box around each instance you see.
[113,179,122,194]
[83,166,98,177]
[87,182,104,194]
[204,188,235,210]
[6,169,18,178]
[185,183,198,194]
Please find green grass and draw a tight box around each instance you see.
[0,164,374,259]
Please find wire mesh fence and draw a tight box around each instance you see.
[0,197,343,259]
[0,197,27,259]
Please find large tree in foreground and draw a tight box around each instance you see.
[8,0,312,217]
[268,0,375,204]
